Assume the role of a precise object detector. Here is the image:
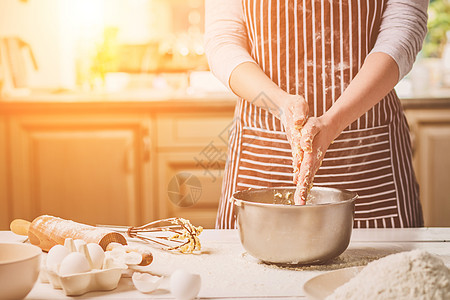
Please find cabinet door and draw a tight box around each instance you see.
[0,116,8,229]
[9,115,152,226]
[156,112,233,228]
[405,109,450,227]
[157,113,233,150]
[157,151,225,229]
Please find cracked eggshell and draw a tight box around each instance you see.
[132,272,163,293]
[170,269,201,300]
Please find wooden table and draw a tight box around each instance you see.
[2,228,449,299]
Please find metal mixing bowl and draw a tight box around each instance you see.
[232,187,357,264]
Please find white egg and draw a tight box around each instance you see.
[73,239,87,251]
[123,251,142,265]
[105,247,141,266]
[105,242,123,252]
[110,246,126,256]
[86,243,105,269]
[103,256,127,270]
[59,252,91,276]
[132,272,163,293]
[170,269,201,300]
[46,245,70,272]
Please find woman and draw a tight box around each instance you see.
[205,0,428,229]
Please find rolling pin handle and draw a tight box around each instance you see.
[10,219,31,236]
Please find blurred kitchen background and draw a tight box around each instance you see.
[0,0,449,230]
[0,0,227,96]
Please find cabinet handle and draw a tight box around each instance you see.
[143,136,151,162]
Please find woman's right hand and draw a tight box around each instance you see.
[279,94,309,187]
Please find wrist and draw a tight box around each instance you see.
[271,89,293,117]
[260,89,294,121]
[320,110,346,141]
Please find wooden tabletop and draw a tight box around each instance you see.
[2,228,449,299]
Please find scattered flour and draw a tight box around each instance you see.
[327,250,450,300]
[248,246,400,271]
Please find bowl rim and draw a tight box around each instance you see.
[232,186,358,208]
[0,242,42,265]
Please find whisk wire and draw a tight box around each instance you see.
[127,218,202,253]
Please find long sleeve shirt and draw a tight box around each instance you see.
[204,0,429,90]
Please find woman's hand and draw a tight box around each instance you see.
[294,116,336,204]
[279,95,309,187]
[292,53,402,204]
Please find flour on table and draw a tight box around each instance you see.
[245,247,399,272]
[327,250,450,300]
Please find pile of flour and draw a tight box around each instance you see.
[327,250,450,300]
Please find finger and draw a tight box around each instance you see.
[300,121,320,153]
[293,165,299,184]
[296,174,313,204]
[294,152,315,204]
[293,99,308,128]
[316,146,324,164]
[292,153,299,184]
[292,149,303,184]
[292,148,301,184]
[291,129,303,185]
[294,185,305,205]
[286,123,303,185]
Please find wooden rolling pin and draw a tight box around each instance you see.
[10,215,153,266]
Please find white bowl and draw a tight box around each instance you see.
[0,243,42,299]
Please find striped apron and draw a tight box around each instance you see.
[217,0,424,229]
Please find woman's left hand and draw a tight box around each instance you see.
[294,116,336,204]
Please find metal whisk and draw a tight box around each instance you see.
[127,218,203,253]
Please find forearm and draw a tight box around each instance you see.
[229,62,289,118]
[322,52,399,138]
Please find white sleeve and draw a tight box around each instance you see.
[204,0,255,90]
[369,0,429,80]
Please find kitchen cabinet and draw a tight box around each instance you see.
[156,113,233,150]
[0,97,236,230]
[155,113,232,228]
[403,103,450,227]
[7,114,153,227]
[156,151,224,229]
